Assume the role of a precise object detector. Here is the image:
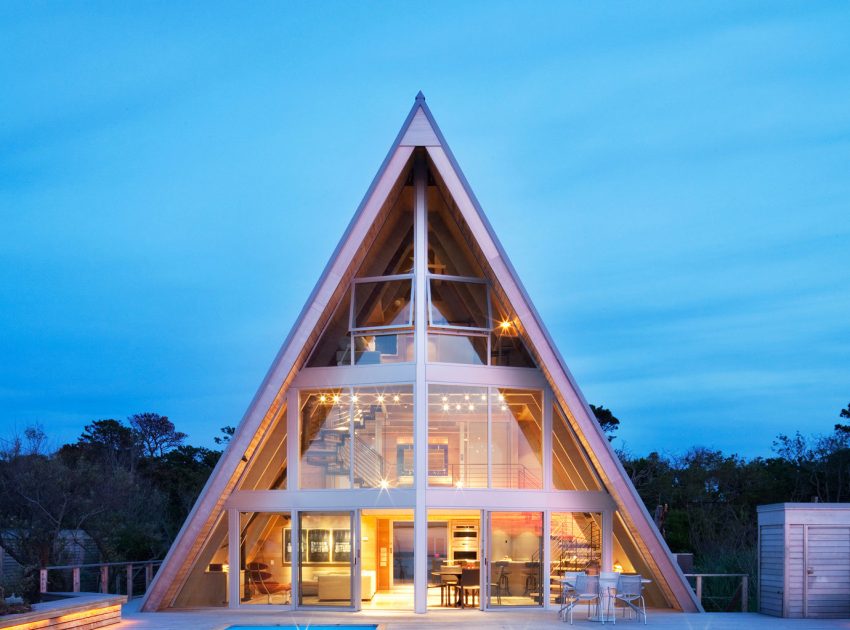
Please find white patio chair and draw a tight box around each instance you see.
[598,572,620,623]
[562,573,602,624]
[557,572,583,620]
[613,574,647,624]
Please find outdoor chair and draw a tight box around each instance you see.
[614,574,647,624]
[561,573,601,624]
[557,571,583,616]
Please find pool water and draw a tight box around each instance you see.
[227,626,378,630]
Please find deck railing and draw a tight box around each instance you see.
[684,573,749,612]
[39,560,162,599]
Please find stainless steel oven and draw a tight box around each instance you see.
[450,520,479,563]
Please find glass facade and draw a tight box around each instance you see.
[241,512,292,605]
[427,385,488,488]
[164,114,672,615]
[300,386,414,489]
[491,389,543,489]
[488,511,543,607]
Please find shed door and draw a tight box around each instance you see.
[805,526,850,618]
[759,525,783,616]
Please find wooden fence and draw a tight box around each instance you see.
[39,560,162,599]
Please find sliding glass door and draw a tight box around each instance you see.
[485,511,543,608]
[297,511,359,610]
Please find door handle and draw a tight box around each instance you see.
[807,568,814,575]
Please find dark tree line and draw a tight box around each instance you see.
[0,415,228,599]
[2,403,849,603]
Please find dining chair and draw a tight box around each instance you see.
[459,568,481,608]
[614,574,647,624]
[562,573,600,624]
[557,571,583,619]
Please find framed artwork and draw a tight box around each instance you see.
[332,529,351,563]
[308,529,330,562]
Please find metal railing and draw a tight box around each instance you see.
[39,560,162,599]
[436,463,542,489]
[685,573,749,612]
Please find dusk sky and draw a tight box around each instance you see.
[2,2,848,458]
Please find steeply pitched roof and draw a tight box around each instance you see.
[141,93,700,613]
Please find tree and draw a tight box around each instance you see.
[129,413,187,459]
[590,404,620,441]
[214,425,236,446]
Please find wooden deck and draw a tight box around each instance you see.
[118,599,850,629]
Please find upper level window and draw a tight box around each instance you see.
[307,168,416,368]
[428,278,489,330]
[352,276,413,329]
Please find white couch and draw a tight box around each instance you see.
[318,570,376,601]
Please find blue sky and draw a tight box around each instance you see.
[1,2,848,457]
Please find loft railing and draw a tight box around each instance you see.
[39,560,162,599]
[434,463,542,489]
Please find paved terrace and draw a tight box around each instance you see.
[118,599,850,629]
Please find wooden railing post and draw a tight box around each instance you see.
[695,575,703,604]
[39,569,48,594]
[145,563,153,590]
[72,567,80,592]
[742,574,749,612]
[100,565,109,594]
[126,564,133,598]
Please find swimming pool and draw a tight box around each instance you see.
[227,626,378,630]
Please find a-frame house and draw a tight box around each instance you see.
[141,93,701,615]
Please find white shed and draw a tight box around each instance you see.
[758,503,850,618]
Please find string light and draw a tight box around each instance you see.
[319,395,327,403]
[468,403,475,411]
[332,394,340,404]
[498,393,505,402]
[376,394,385,404]
[455,404,462,411]
[393,394,400,403]
[442,403,450,411]
[500,320,512,331]
[352,395,359,403]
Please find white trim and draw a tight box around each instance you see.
[227,508,239,609]
[413,153,429,614]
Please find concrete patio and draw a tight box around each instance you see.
[117,599,850,629]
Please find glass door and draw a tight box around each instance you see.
[484,511,544,608]
[297,511,359,610]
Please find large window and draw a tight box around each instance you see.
[427,385,542,489]
[427,385,488,488]
[306,173,415,368]
[491,389,542,489]
[241,512,292,605]
[488,512,543,607]
[300,386,414,489]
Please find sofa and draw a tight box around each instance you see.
[317,570,376,601]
